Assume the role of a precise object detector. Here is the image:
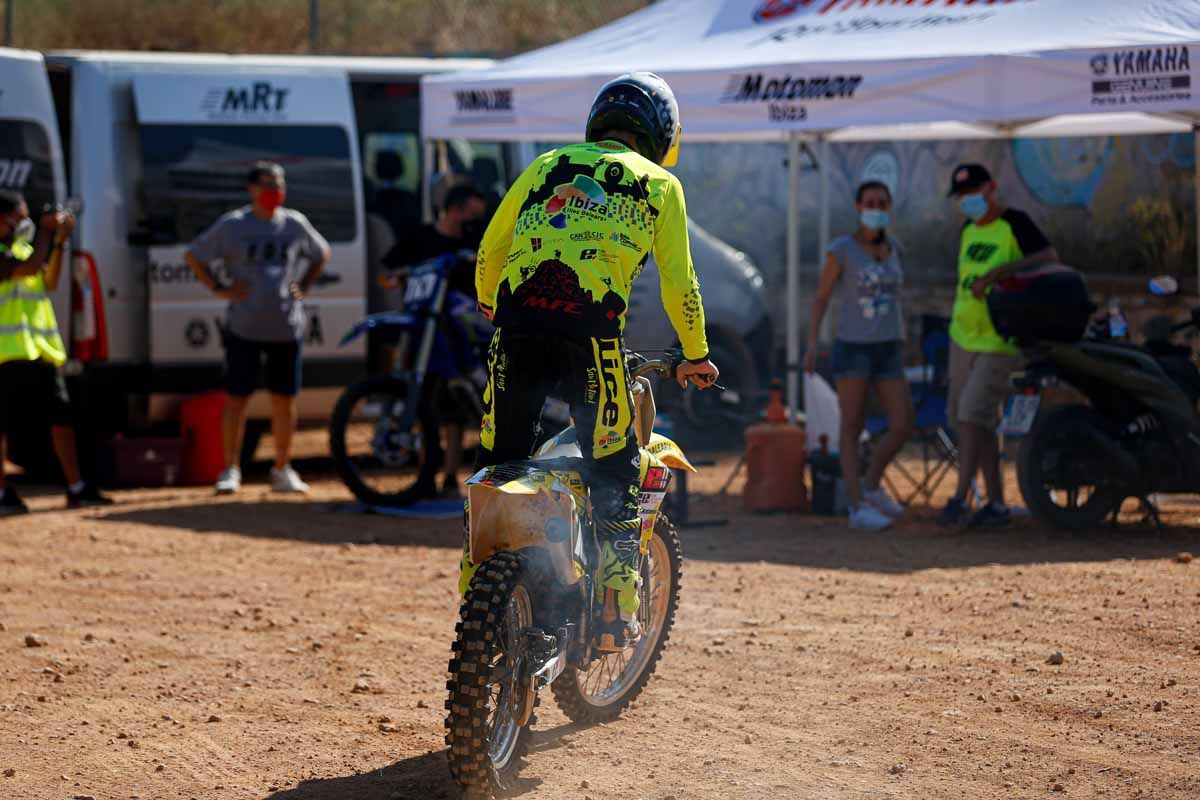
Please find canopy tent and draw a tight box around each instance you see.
[422,0,1200,416]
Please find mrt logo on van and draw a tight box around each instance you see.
[201,81,290,119]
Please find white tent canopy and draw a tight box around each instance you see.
[422,0,1200,415]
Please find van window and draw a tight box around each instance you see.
[138,124,356,244]
[0,120,56,214]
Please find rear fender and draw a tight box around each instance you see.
[466,465,585,585]
[338,311,420,347]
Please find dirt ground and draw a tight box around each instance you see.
[2,448,1200,800]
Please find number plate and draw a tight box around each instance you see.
[1000,394,1040,436]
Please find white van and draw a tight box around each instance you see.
[40,52,506,434]
[1,49,770,463]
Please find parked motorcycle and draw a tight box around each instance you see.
[444,350,697,799]
[329,252,490,507]
[992,269,1200,529]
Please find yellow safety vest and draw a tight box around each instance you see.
[0,240,67,366]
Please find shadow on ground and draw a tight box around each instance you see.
[95,500,461,548]
[81,476,1200,573]
[678,492,1200,573]
[266,723,587,799]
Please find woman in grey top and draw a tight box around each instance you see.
[805,181,913,531]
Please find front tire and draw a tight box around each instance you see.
[328,375,440,507]
[551,514,683,724]
[445,553,534,800]
[1017,404,1121,530]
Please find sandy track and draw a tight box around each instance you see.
[1,463,1199,800]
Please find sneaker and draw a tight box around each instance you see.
[937,497,968,527]
[0,487,29,516]
[863,486,904,518]
[849,504,892,531]
[270,465,309,494]
[66,483,113,509]
[215,466,242,495]
[967,502,1012,529]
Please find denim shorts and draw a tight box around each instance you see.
[831,339,904,382]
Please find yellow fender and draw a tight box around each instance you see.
[643,432,697,473]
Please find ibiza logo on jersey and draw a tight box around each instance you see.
[545,174,608,230]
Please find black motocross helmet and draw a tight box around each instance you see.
[585,72,681,166]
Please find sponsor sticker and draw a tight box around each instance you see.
[1090,46,1192,108]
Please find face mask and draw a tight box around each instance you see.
[959,192,988,222]
[860,209,889,231]
[258,188,286,212]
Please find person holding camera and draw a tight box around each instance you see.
[0,190,112,514]
[185,162,330,495]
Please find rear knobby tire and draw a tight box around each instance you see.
[445,552,532,800]
[1017,404,1121,530]
[551,514,683,724]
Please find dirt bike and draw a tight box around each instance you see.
[444,350,698,799]
[996,272,1200,529]
[329,252,491,507]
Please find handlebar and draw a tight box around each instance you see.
[627,349,723,390]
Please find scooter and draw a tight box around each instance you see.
[1000,274,1200,529]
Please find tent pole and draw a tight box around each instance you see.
[786,132,802,422]
[818,135,831,257]
[817,135,831,343]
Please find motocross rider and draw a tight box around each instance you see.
[461,73,719,652]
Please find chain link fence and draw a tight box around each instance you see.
[10,0,653,57]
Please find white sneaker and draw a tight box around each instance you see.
[849,504,893,531]
[863,486,904,518]
[270,465,310,494]
[215,466,241,495]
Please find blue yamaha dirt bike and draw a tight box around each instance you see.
[329,252,491,507]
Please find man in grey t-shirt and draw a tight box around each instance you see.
[185,161,330,495]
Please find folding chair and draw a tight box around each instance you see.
[863,315,964,506]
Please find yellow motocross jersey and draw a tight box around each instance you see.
[476,140,709,361]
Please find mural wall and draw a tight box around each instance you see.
[673,133,1198,351]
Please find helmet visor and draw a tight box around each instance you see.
[661,124,682,167]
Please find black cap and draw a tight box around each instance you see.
[947,163,992,196]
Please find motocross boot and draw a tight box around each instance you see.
[593,517,643,652]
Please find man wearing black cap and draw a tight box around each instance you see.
[940,163,1057,528]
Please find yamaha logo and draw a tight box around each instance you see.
[1090,54,1108,76]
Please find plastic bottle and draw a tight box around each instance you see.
[1108,297,1129,340]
